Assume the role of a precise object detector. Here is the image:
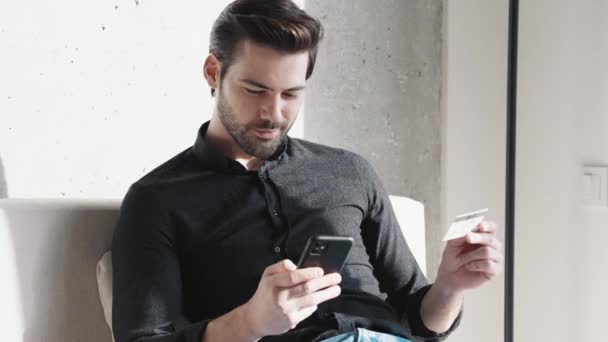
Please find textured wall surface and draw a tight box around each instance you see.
[0,155,7,198]
[0,0,234,198]
[303,0,444,278]
[0,0,309,199]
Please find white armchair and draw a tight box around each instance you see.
[0,195,426,342]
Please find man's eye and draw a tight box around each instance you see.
[282,93,296,99]
[245,88,264,95]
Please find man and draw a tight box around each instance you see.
[112,1,503,341]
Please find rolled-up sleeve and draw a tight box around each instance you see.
[112,183,210,342]
[352,155,462,341]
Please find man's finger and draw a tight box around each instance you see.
[465,231,502,250]
[476,220,498,234]
[272,267,325,287]
[287,273,342,298]
[446,220,499,247]
[457,245,502,268]
[464,259,502,277]
[290,285,341,310]
[263,259,299,277]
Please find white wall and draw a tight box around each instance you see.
[574,4,608,339]
[515,1,608,342]
[442,0,508,341]
[0,0,305,199]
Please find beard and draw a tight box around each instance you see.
[216,89,292,160]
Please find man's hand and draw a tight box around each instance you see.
[243,259,342,338]
[202,259,342,342]
[419,220,503,334]
[436,220,503,294]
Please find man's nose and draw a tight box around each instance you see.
[260,94,283,122]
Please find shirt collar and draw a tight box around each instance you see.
[193,120,288,172]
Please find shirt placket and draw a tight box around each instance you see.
[258,161,288,261]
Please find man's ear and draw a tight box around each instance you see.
[203,54,221,91]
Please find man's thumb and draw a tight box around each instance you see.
[265,259,297,276]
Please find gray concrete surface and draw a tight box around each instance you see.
[304,0,444,279]
[0,155,7,198]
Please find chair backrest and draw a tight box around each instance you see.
[0,195,425,342]
[0,199,120,342]
[389,195,427,275]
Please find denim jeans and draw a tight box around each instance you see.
[319,328,412,342]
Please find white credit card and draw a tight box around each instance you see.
[442,208,489,241]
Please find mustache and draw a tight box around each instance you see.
[249,120,282,130]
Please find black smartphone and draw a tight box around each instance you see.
[296,235,354,274]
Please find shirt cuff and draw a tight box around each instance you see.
[407,285,463,341]
[178,320,210,342]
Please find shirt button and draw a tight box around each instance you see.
[318,311,330,319]
[278,156,283,161]
[272,210,278,216]
[274,246,281,253]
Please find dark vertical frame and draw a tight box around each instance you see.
[505,0,518,341]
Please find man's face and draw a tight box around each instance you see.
[215,40,308,159]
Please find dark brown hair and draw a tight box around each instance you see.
[209,0,324,96]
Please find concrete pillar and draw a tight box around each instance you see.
[303,0,444,278]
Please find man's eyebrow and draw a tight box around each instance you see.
[240,78,306,92]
